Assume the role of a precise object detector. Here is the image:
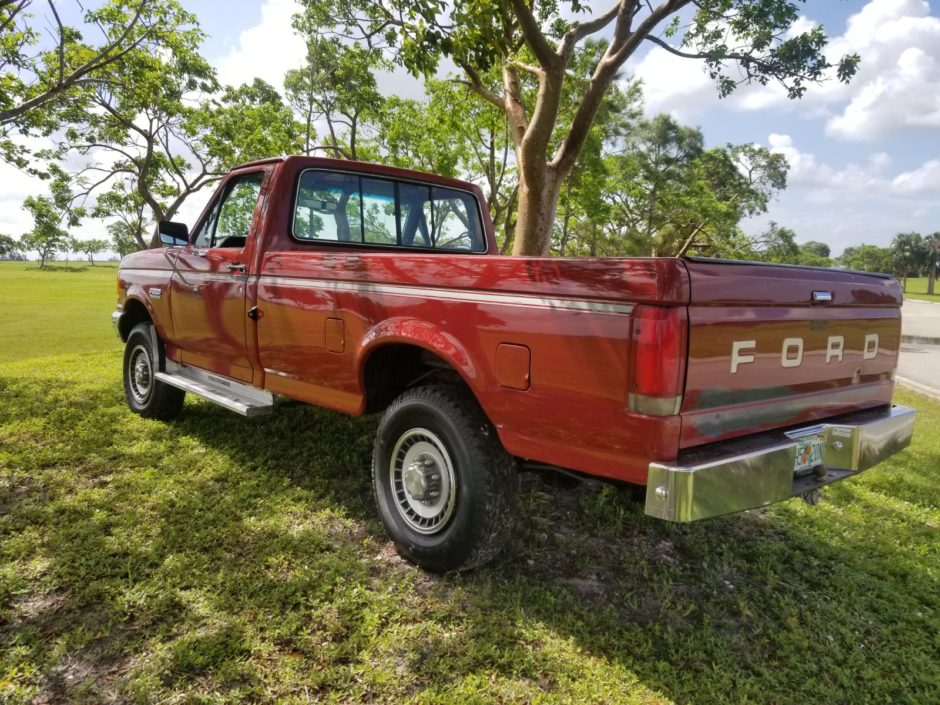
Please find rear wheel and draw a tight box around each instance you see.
[372,385,517,572]
[123,322,184,420]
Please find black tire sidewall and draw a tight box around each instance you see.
[373,390,494,571]
[123,324,157,414]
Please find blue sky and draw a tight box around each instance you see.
[4,0,940,256]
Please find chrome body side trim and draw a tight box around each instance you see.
[260,275,635,315]
[645,405,916,522]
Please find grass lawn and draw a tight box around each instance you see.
[903,277,940,304]
[1,263,938,704]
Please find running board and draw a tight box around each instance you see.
[155,360,273,417]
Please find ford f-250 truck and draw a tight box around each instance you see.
[113,156,916,572]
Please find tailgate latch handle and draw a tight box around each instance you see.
[811,291,833,305]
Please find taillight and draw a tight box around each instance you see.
[629,305,687,416]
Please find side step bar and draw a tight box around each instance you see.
[155,360,274,417]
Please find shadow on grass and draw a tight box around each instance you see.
[1,364,938,704]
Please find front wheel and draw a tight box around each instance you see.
[372,385,517,572]
[123,322,184,420]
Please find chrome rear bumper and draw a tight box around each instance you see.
[645,405,916,522]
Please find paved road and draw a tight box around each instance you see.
[898,342,940,401]
[901,298,940,341]
[898,300,940,399]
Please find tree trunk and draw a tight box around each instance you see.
[559,172,573,256]
[511,162,563,256]
[929,261,936,295]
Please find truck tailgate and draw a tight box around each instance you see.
[680,258,902,449]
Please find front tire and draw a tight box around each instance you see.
[123,322,184,420]
[372,385,517,572]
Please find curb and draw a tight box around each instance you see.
[896,376,940,402]
[901,334,940,345]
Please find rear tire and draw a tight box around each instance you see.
[123,322,184,420]
[372,385,517,572]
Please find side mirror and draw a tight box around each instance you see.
[158,220,189,247]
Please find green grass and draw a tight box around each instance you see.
[0,261,120,361]
[903,277,940,304]
[1,265,938,704]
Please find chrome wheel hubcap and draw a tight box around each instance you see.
[390,428,456,535]
[128,344,153,403]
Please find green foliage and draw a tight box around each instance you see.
[20,196,70,269]
[837,244,893,274]
[75,238,109,265]
[891,232,926,290]
[684,1,860,99]
[1,0,216,171]
[284,34,385,159]
[924,233,940,295]
[0,234,20,259]
[190,79,304,169]
[801,240,830,259]
[0,263,938,703]
[40,3,301,247]
[557,114,788,257]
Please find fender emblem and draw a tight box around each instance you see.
[148,287,162,299]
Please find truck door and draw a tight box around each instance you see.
[169,171,266,383]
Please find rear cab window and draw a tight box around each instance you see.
[292,170,486,253]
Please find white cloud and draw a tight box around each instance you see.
[630,0,940,141]
[746,133,940,252]
[215,0,306,92]
[892,158,940,193]
[766,132,940,201]
[629,46,714,121]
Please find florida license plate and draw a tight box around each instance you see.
[793,435,825,473]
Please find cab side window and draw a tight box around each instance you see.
[192,172,264,248]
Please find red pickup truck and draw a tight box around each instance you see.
[113,156,916,571]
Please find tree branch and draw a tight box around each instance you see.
[457,65,507,113]
[0,0,151,126]
[560,0,622,59]
[508,0,559,68]
[552,0,690,174]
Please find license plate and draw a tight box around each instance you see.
[793,435,825,473]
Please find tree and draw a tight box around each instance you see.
[21,195,70,268]
[838,244,893,274]
[0,233,21,259]
[750,221,799,263]
[378,77,521,248]
[304,0,859,255]
[924,232,940,296]
[801,240,830,258]
[284,31,385,159]
[891,232,925,292]
[109,220,142,258]
[584,115,787,257]
[77,239,109,265]
[1,0,200,168]
[92,180,151,252]
[53,6,302,248]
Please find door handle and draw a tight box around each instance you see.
[227,262,246,274]
[193,249,208,258]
